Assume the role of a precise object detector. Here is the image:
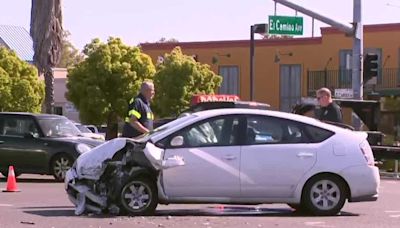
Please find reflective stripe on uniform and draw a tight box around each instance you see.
[147,112,154,120]
[128,109,141,119]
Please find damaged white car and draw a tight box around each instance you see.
[65,108,380,216]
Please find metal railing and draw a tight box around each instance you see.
[307,68,400,96]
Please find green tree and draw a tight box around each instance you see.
[57,31,84,68]
[0,47,44,112]
[66,37,155,139]
[153,47,222,117]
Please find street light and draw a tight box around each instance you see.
[250,23,268,101]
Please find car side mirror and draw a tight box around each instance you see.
[170,136,184,147]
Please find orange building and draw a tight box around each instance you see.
[141,23,400,112]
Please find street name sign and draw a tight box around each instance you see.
[268,15,303,35]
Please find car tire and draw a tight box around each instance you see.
[50,154,73,182]
[1,169,21,178]
[302,174,347,216]
[119,177,158,216]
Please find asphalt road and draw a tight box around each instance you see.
[0,175,399,228]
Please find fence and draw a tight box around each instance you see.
[307,68,400,96]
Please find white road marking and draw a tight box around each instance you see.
[385,211,400,218]
[304,221,334,227]
[0,204,13,207]
[385,210,400,213]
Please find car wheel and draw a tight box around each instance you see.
[51,154,73,182]
[302,174,347,216]
[1,169,21,178]
[119,177,158,215]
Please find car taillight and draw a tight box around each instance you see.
[360,140,374,166]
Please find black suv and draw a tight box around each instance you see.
[0,113,103,181]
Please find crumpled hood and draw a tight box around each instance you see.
[75,138,128,180]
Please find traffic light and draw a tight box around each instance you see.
[363,53,378,82]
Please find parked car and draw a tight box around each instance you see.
[74,122,105,141]
[85,125,99,134]
[65,108,379,216]
[0,112,103,181]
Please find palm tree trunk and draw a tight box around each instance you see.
[44,68,55,113]
[30,0,63,114]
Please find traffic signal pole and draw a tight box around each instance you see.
[352,0,363,100]
[273,0,363,99]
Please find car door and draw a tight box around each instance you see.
[240,115,317,198]
[0,115,48,172]
[161,115,241,198]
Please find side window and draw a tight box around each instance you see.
[304,125,334,143]
[1,117,39,138]
[172,116,239,148]
[246,115,308,144]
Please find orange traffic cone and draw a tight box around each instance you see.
[2,166,20,192]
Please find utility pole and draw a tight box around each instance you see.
[250,25,255,101]
[249,24,267,101]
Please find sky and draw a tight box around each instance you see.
[1,0,400,51]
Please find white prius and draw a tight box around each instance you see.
[65,108,380,216]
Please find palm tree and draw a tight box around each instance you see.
[30,0,63,113]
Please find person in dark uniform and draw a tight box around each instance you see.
[316,87,343,123]
[122,81,155,138]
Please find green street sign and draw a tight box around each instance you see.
[268,16,303,35]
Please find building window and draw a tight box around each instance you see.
[218,66,239,95]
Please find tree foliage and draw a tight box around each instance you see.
[57,31,84,68]
[153,47,222,117]
[66,37,155,139]
[0,47,44,112]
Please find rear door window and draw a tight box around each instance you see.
[303,125,334,143]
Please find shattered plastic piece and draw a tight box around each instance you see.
[75,192,86,215]
[161,155,185,169]
[108,204,120,215]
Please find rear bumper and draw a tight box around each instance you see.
[340,165,380,202]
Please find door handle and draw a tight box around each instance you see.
[223,155,237,160]
[0,141,4,144]
[297,152,314,158]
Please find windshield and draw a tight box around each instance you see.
[38,117,82,137]
[75,124,92,133]
[134,114,197,142]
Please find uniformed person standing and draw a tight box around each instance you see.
[122,81,155,138]
[316,87,343,123]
